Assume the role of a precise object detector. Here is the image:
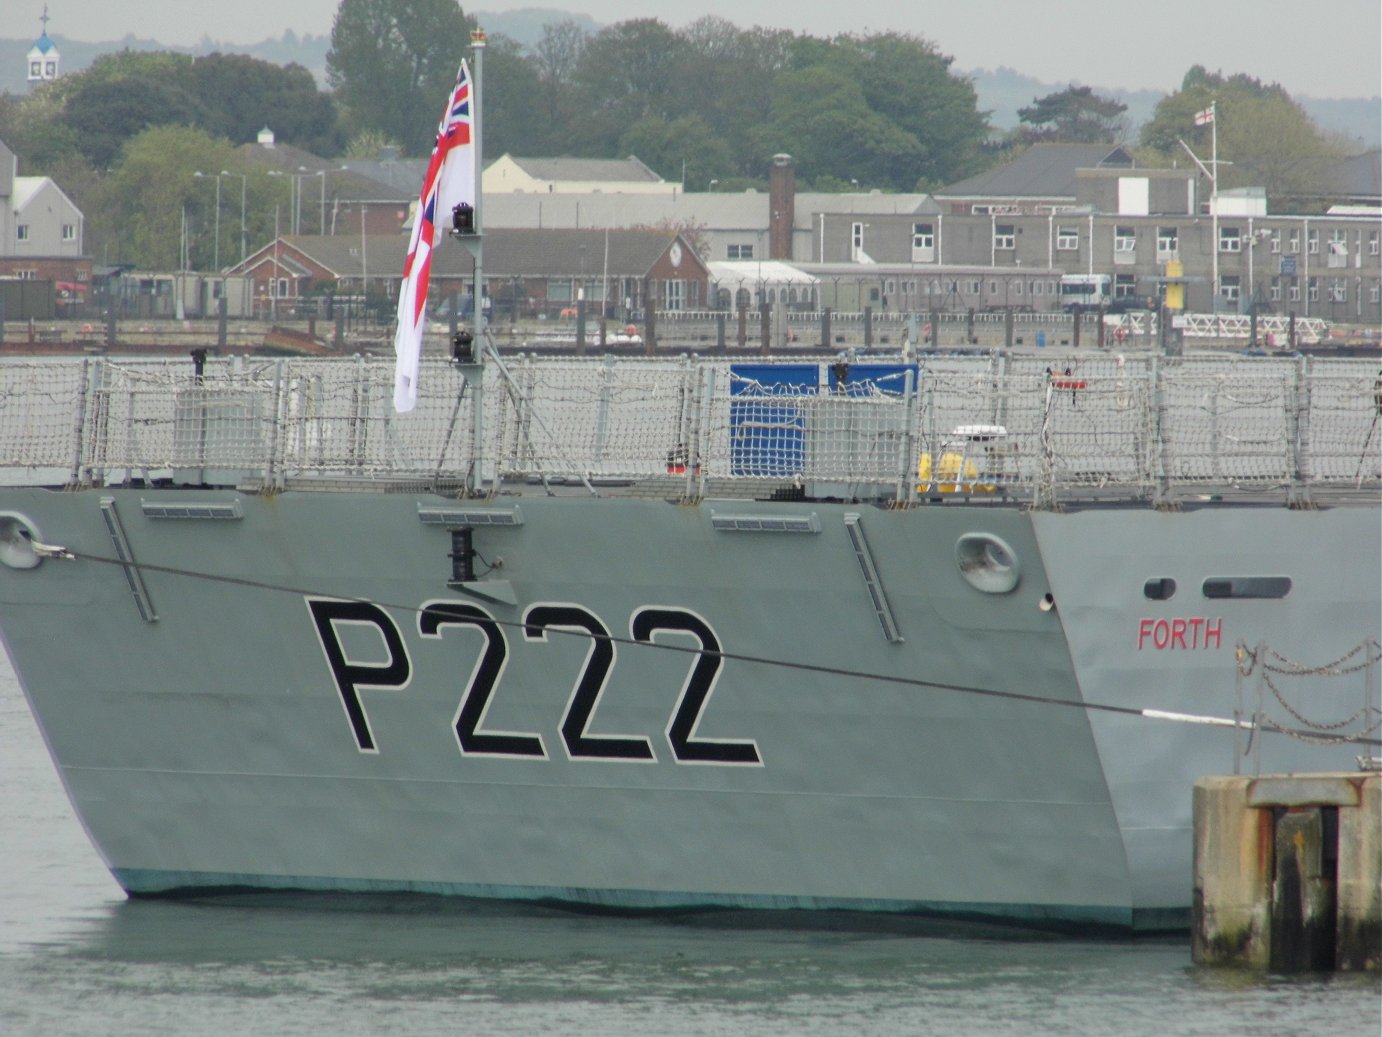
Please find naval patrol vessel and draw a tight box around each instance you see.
[0,347,1377,932]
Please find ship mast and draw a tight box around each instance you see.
[462,30,486,495]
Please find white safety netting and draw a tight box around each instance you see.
[0,353,1377,501]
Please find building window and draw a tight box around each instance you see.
[1268,279,1281,302]
[1370,283,1380,303]
[965,279,981,295]
[1288,230,1300,253]
[1056,226,1079,251]
[1327,231,1348,267]
[994,223,1015,250]
[1013,280,1023,296]
[1114,274,1137,299]
[1288,282,1300,302]
[1220,275,1241,304]
[664,279,686,311]
[29,61,40,78]
[1369,231,1379,256]
[16,269,36,280]
[1114,226,1136,252]
[61,224,76,242]
[15,225,29,242]
[1328,279,1346,303]
[1307,277,1318,302]
[727,244,753,260]
[1219,227,1241,253]
[912,222,935,261]
[851,222,865,259]
[1269,231,1281,253]
[1157,226,1178,257]
[1032,280,1043,296]
[1306,229,1318,254]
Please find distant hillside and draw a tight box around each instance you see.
[964,66,1163,138]
[0,32,330,94]
[965,65,1380,149]
[3,25,1376,149]
[0,10,593,96]
[476,8,602,47]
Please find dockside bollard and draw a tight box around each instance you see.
[1193,773,1380,971]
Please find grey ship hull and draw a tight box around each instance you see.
[2,486,1375,931]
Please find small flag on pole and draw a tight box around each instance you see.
[1193,105,1215,126]
[394,61,475,413]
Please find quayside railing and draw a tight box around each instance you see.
[0,353,1377,506]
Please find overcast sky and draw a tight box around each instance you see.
[26,0,1382,99]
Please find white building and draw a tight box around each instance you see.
[484,155,677,196]
[27,4,61,86]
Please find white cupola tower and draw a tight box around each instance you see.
[27,4,61,87]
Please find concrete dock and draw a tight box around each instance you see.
[1193,772,1380,971]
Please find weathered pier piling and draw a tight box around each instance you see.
[1193,773,1380,971]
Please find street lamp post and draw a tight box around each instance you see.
[221,171,247,263]
[193,170,221,271]
[269,168,309,234]
[314,170,327,234]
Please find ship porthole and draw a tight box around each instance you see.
[955,533,1020,594]
[0,513,42,570]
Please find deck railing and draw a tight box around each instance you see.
[1,353,1377,505]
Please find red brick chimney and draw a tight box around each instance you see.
[768,153,794,260]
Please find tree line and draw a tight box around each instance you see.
[0,0,1347,272]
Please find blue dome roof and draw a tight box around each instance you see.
[33,32,57,54]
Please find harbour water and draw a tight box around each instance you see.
[1,661,1376,1036]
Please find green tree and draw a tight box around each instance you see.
[1140,66,1344,201]
[480,33,545,160]
[343,128,402,159]
[180,53,343,155]
[96,126,242,269]
[619,114,734,189]
[1017,85,1128,143]
[530,19,590,153]
[0,85,84,171]
[570,20,694,155]
[756,65,925,189]
[62,73,209,169]
[679,19,793,176]
[830,33,989,189]
[327,0,473,156]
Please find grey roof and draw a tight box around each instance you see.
[482,190,937,234]
[486,228,686,277]
[1332,150,1381,199]
[278,228,689,279]
[337,158,429,200]
[233,144,416,202]
[499,155,663,183]
[483,191,763,231]
[937,144,1135,199]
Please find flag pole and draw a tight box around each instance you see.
[1210,101,1218,312]
[467,29,487,496]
